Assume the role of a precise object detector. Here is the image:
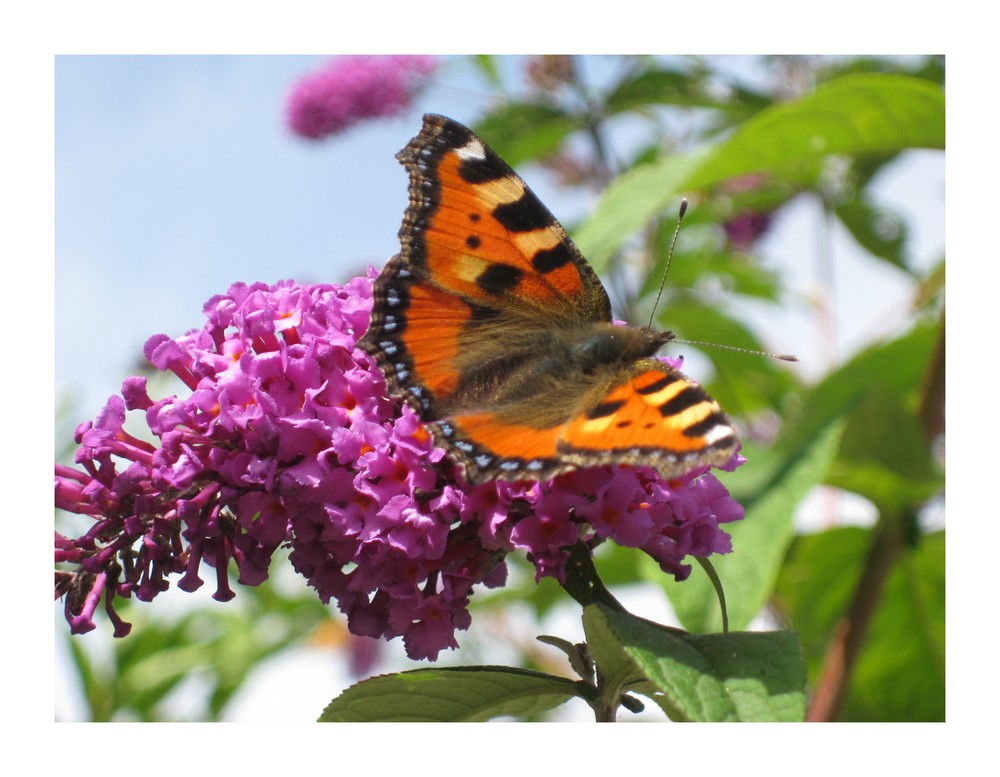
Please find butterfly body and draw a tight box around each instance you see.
[360,114,738,484]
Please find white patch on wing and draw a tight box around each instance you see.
[703,424,734,444]
[456,138,487,160]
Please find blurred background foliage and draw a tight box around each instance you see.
[56,54,944,721]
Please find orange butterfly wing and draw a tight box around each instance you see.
[560,362,738,477]
[396,114,611,321]
[360,114,738,484]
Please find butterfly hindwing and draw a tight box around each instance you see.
[362,254,472,420]
[360,114,741,484]
[415,359,738,483]
[560,361,738,477]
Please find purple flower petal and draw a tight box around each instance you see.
[56,273,745,662]
[286,56,439,141]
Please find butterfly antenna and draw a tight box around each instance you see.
[649,199,798,363]
[647,199,688,329]
[671,338,799,362]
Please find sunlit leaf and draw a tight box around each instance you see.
[779,322,939,457]
[775,528,944,721]
[661,419,844,633]
[835,196,907,270]
[474,103,579,167]
[591,605,805,721]
[661,296,800,413]
[320,667,580,722]
[576,74,945,271]
[844,530,944,721]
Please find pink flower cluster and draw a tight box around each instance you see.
[55,274,744,660]
[724,211,774,250]
[286,55,438,140]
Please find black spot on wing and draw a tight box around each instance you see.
[493,191,553,233]
[458,153,509,184]
[658,387,704,417]
[636,373,679,395]
[531,243,573,273]
[476,263,523,295]
[587,399,626,420]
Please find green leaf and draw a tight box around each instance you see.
[605,66,757,113]
[576,74,945,272]
[578,145,717,274]
[830,384,942,511]
[828,460,941,517]
[660,296,800,413]
[839,384,936,480]
[604,59,773,123]
[662,419,844,633]
[774,527,870,669]
[474,104,578,168]
[817,55,945,88]
[779,322,938,458]
[319,667,580,722]
[470,55,504,90]
[582,604,646,691]
[62,568,337,721]
[844,530,944,721]
[835,196,907,270]
[639,225,787,304]
[592,605,806,721]
[775,528,944,721]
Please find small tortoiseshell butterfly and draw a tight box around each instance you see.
[360,114,738,484]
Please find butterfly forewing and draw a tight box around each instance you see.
[396,114,612,321]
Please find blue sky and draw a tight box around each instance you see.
[55,56,604,417]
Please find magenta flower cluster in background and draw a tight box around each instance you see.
[55,275,744,661]
[286,55,438,140]
[720,173,775,250]
[724,212,774,250]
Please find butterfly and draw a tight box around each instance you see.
[359,114,738,484]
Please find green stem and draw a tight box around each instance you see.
[807,315,944,721]
[806,511,906,721]
[695,557,729,633]
[560,542,626,612]
[592,699,618,722]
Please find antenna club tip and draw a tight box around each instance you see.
[678,198,689,219]
[778,354,799,362]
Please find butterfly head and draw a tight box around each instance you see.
[567,323,675,374]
